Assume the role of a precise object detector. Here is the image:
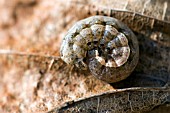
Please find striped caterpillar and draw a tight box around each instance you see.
[60,16,139,83]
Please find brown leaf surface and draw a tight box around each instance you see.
[0,0,114,112]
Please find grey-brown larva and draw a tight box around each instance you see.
[60,16,139,83]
